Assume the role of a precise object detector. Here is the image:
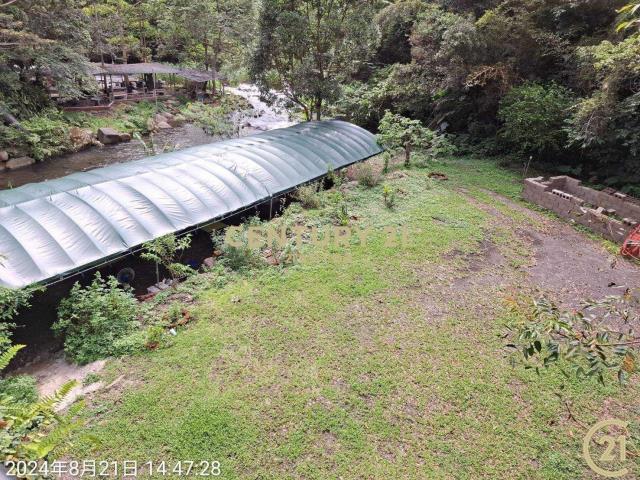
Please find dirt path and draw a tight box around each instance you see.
[481,190,640,305]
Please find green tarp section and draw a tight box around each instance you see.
[0,120,382,288]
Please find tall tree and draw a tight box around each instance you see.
[0,0,95,118]
[158,0,254,74]
[249,0,377,121]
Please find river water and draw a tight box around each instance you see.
[0,84,294,190]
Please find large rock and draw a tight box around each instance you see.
[5,156,35,169]
[97,127,125,145]
[119,132,132,142]
[69,127,95,151]
[0,151,8,162]
[156,121,172,129]
[168,114,186,127]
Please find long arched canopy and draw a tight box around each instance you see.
[0,120,382,288]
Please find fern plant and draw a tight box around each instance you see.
[0,345,82,461]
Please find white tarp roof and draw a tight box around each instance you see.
[0,120,382,288]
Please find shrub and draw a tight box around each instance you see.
[498,82,574,159]
[111,329,148,357]
[334,203,351,226]
[0,374,38,404]
[53,273,139,364]
[213,225,266,272]
[377,110,452,166]
[382,184,397,209]
[0,285,42,353]
[0,345,81,461]
[141,234,195,283]
[293,183,322,209]
[353,163,380,188]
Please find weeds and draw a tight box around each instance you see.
[293,183,322,209]
[382,184,396,209]
[353,162,380,188]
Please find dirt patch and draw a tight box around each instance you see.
[13,353,106,410]
[460,190,640,307]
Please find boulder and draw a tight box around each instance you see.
[168,114,186,127]
[97,127,125,145]
[203,257,216,268]
[5,156,35,169]
[156,121,172,130]
[119,132,132,142]
[0,151,8,162]
[69,127,95,151]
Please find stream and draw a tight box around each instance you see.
[0,84,294,190]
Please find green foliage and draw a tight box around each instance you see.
[214,225,266,273]
[0,285,42,353]
[141,234,195,282]
[0,375,38,405]
[179,96,251,137]
[2,110,74,161]
[0,345,81,461]
[378,110,452,166]
[353,163,380,188]
[250,0,377,120]
[334,203,350,226]
[498,83,575,159]
[507,294,639,386]
[0,0,96,119]
[382,184,397,209]
[53,273,139,364]
[374,0,427,65]
[617,2,640,32]
[293,183,322,209]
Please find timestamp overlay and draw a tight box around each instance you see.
[3,460,222,478]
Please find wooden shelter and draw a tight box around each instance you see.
[60,62,226,109]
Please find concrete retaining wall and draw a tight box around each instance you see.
[523,176,640,243]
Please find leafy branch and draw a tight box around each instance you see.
[506,293,639,385]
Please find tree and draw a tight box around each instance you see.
[498,82,574,160]
[157,0,255,83]
[249,0,376,121]
[374,0,427,65]
[141,233,195,283]
[0,0,96,117]
[377,110,447,166]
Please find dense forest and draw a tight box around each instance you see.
[1,0,639,191]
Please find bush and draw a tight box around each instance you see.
[53,273,139,364]
[213,225,266,272]
[0,285,42,353]
[0,345,80,461]
[353,163,380,188]
[293,183,322,209]
[377,110,455,166]
[141,234,195,283]
[0,374,38,404]
[382,184,397,209]
[498,82,574,159]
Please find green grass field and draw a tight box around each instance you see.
[66,156,638,479]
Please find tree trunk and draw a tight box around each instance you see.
[404,143,412,166]
[315,98,322,121]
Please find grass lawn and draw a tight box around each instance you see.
[66,156,639,479]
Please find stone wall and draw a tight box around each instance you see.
[523,176,640,243]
